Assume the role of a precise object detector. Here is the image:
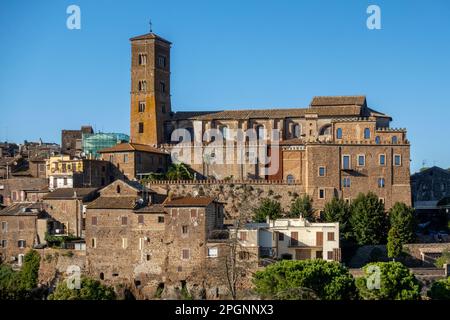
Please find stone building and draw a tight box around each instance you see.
[61,126,94,158]
[42,188,99,237]
[0,202,50,264]
[98,142,169,181]
[411,166,450,214]
[0,178,48,206]
[127,31,411,212]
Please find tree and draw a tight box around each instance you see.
[323,197,352,240]
[356,262,421,300]
[387,227,403,259]
[350,192,388,245]
[19,249,41,290]
[253,259,357,300]
[389,202,416,244]
[166,162,193,181]
[48,277,116,300]
[288,195,314,221]
[435,249,450,268]
[253,198,282,223]
[428,277,450,300]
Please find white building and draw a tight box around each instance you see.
[235,217,340,262]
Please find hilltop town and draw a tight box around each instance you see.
[1,31,450,300]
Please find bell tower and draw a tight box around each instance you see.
[129,31,172,146]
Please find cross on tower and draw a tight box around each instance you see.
[149,20,153,33]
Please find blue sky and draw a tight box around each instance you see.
[0,0,449,172]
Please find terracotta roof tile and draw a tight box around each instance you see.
[43,188,98,200]
[98,143,168,155]
[164,196,216,207]
[86,196,140,209]
[310,96,367,107]
[129,32,171,44]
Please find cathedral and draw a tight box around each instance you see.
[128,31,411,210]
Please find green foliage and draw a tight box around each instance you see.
[45,233,81,248]
[48,277,116,300]
[435,250,450,268]
[166,163,193,181]
[350,192,388,245]
[253,259,357,300]
[323,197,352,240]
[428,277,450,300]
[356,262,421,300]
[387,227,403,259]
[253,198,283,223]
[0,250,41,299]
[389,202,416,243]
[288,195,314,221]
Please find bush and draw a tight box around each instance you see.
[428,277,450,300]
[48,277,116,300]
[387,227,403,259]
[356,261,421,300]
[435,250,450,268]
[253,259,357,300]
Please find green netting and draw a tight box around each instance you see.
[82,132,129,159]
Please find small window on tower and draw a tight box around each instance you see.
[138,102,145,113]
[139,123,144,134]
[157,55,166,68]
[138,53,147,66]
[159,81,166,93]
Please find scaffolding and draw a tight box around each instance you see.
[82,132,130,159]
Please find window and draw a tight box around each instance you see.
[0,240,6,248]
[138,53,147,65]
[121,216,128,226]
[158,216,164,223]
[379,198,385,204]
[278,233,284,241]
[343,177,351,188]
[138,215,144,224]
[239,251,250,260]
[190,209,197,218]
[319,189,325,199]
[146,254,151,261]
[1,221,7,232]
[364,128,371,139]
[157,55,166,68]
[239,231,247,241]
[394,154,402,166]
[138,122,144,134]
[256,125,265,140]
[378,178,385,188]
[12,191,18,202]
[161,103,166,113]
[123,154,129,163]
[18,240,26,248]
[327,232,335,241]
[293,124,301,138]
[342,155,350,170]
[316,251,323,259]
[336,128,343,139]
[122,238,128,249]
[63,177,68,186]
[138,101,145,113]
[318,167,326,177]
[207,247,218,258]
[344,198,351,204]
[392,136,398,144]
[138,80,147,92]
[379,154,386,166]
[91,238,97,248]
[287,174,295,184]
[357,155,365,166]
[91,216,97,226]
[18,220,24,230]
[327,251,334,260]
[159,81,166,93]
[290,232,298,246]
[375,136,381,144]
[182,226,188,234]
[182,249,190,260]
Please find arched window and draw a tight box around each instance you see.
[375,136,381,144]
[392,136,398,144]
[293,124,301,138]
[319,124,332,136]
[336,128,343,139]
[364,128,371,139]
[116,185,121,194]
[287,175,295,184]
[100,272,104,280]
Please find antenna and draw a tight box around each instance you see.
[149,19,153,33]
